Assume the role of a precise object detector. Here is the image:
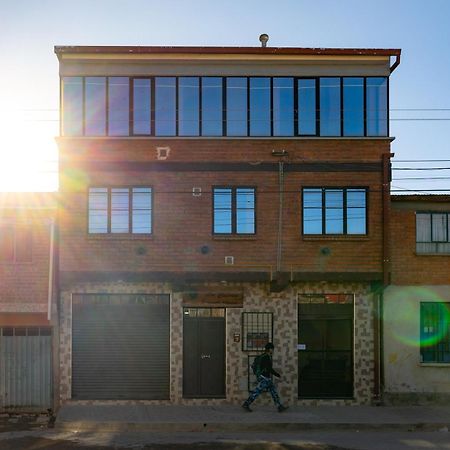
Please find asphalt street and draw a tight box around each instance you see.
[0,429,449,450]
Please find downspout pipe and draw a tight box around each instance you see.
[277,161,284,273]
[47,218,55,321]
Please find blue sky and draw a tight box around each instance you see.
[1,0,449,192]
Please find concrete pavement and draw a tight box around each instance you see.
[55,404,450,433]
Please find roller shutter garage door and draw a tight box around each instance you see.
[72,294,170,400]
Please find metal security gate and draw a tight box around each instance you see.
[0,327,52,411]
[72,294,170,400]
[298,294,354,399]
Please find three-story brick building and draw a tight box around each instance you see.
[55,44,401,405]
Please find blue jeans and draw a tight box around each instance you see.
[245,376,281,407]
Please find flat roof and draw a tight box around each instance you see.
[54,45,401,57]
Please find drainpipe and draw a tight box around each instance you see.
[277,161,284,273]
[382,153,393,287]
[47,218,55,321]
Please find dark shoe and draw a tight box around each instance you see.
[242,402,252,412]
[278,405,288,412]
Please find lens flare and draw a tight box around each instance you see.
[385,286,448,348]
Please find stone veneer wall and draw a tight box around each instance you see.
[59,281,375,405]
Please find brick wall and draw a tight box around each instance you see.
[0,193,56,316]
[390,203,450,285]
[58,139,389,277]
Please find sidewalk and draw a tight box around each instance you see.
[55,404,450,433]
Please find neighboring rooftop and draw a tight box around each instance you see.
[391,194,450,202]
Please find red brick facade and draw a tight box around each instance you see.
[58,138,390,280]
[390,196,450,285]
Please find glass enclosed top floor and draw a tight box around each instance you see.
[61,76,388,138]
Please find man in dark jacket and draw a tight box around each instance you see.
[242,342,288,412]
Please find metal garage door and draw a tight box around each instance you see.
[0,327,52,412]
[72,294,170,400]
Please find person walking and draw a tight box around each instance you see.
[242,342,288,412]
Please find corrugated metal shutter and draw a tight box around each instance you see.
[0,327,52,412]
[72,294,170,400]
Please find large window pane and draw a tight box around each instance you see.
[367,77,388,136]
[132,187,152,234]
[236,188,255,234]
[346,189,366,234]
[178,77,199,136]
[250,78,271,136]
[320,78,341,136]
[202,77,222,136]
[298,79,316,135]
[226,78,247,136]
[432,213,447,242]
[214,188,232,234]
[325,189,344,234]
[155,77,176,136]
[62,77,83,136]
[85,77,106,136]
[111,188,129,233]
[273,78,294,136]
[416,213,431,242]
[108,77,129,136]
[88,188,108,233]
[133,78,151,135]
[343,78,364,136]
[303,189,322,234]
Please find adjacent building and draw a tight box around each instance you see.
[383,195,450,404]
[55,44,401,406]
[0,192,56,411]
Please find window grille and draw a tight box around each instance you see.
[242,312,273,351]
[420,302,450,363]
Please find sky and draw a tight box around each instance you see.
[0,0,449,193]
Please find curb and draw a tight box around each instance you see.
[55,421,450,433]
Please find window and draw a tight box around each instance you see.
[302,188,367,235]
[178,77,199,136]
[88,187,152,234]
[366,77,388,136]
[343,78,364,136]
[202,77,223,136]
[226,78,248,136]
[420,302,450,363]
[132,78,152,135]
[108,77,129,136]
[213,187,255,235]
[0,224,32,263]
[273,78,294,136]
[242,312,273,351]
[155,77,176,136]
[320,78,341,136]
[85,77,106,136]
[250,78,271,136]
[61,76,388,138]
[298,79,316,135]
[62,77,83,136]
[416,212,450,254]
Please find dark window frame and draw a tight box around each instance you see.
[420,302,450,364]
[61,75,389,138]
[87,186,153,235]
[212,186,256,235]
[241,311,274,352]
[416,211,450,254]
[302,187,368,236]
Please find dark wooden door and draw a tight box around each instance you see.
[298,302,353,399]
[183,308,226,398]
